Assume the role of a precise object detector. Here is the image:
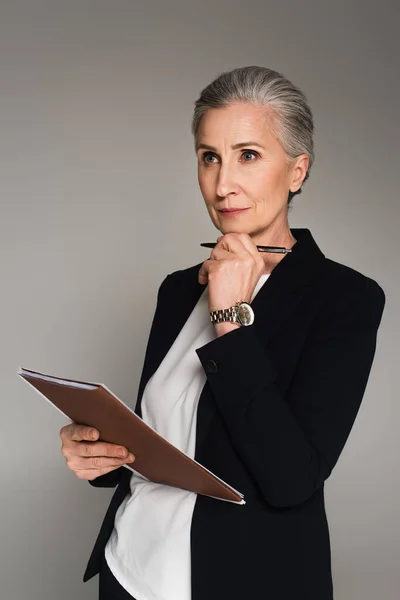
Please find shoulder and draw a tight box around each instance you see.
[315,258,386,327]
[154,262,203,305]
[322,258,385,301]
[161,262,203,288]
[168,261,203,279]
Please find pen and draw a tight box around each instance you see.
[200,242,292,254]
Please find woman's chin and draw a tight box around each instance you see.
[219,224,252,235]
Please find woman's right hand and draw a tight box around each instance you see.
[60,423,135,480]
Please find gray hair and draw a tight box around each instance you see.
[191,66,315,207]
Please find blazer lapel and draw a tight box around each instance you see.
[250,227,326,343]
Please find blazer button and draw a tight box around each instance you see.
[205,359,218,373]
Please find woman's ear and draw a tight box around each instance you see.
[289,154,309,192]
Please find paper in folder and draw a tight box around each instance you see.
[17,367,245,505]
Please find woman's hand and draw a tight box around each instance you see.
[60,423,135,481]
[198,232,265,313]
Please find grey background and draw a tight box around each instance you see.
[1,1,398,598]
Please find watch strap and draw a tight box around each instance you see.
[209,305,239,325]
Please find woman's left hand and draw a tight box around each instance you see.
[198,232,265,313]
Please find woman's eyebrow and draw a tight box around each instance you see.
[196,141,265,151]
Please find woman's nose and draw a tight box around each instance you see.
[215,164,239,198]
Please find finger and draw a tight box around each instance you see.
[60,423,97,442]
[235,233,261,258]
[218,234,263,270]
[61,423,99,443]
[76,441,132,460]
[209,247,233,261]
[217,233,255,257]
[74,464,128,481]
[198,260,211,283]
[199,258,224,283]
[67,454,135,472]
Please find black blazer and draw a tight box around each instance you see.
[83,228,385,600]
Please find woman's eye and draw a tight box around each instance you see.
[202,152,217,164]
[242,150,258,161]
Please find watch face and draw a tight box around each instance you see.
[237,302,254,326]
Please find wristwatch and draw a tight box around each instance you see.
[209,301,255,327]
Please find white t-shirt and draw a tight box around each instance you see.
[105,273,271,600]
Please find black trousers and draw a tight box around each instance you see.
[98,551,137,600]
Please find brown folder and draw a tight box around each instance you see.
[17,367,245,505]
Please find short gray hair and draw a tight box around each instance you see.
[191,66,315,207]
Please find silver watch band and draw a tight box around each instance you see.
[209,306,238,325]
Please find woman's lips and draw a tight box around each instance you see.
[218,208,250,217]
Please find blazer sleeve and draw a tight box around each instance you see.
[195,275,386,508]
[89,274,171,489]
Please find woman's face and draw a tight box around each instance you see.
[196,102,308,241]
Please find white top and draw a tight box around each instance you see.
[105,273,271,600]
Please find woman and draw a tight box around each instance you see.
[60,66,385,600]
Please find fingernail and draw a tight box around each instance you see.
[118,448,127,457]
[128,454,135,462]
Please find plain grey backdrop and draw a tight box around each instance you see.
[1,1,398,598]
